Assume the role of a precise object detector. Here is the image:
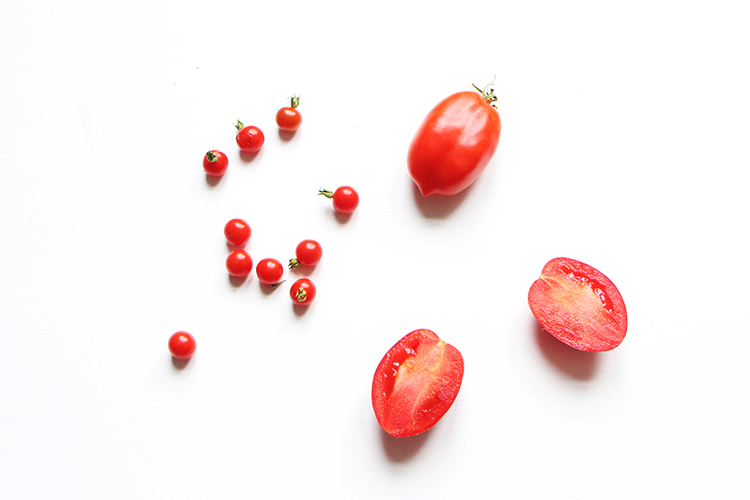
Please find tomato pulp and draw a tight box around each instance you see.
[528,257,628,352]
[407,86,501,196]
[372,329,464,437]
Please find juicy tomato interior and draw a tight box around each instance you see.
[528,257,627,352]
[372,329,464,437]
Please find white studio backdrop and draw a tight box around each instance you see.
[1,0,749,498]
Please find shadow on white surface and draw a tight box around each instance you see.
[205,173,223,187]
[379,427,432,462]
[411,182,472,219]
[278,129,297,142]
[171,356,191,370]
[531,317,600,380]
[239,150,260,163]
[228,275,247,287]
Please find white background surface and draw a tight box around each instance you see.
[2,0,749,498]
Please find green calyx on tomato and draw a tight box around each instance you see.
[407,82,501,196]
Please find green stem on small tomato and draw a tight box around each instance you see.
[318,188,334,199]
[290,95,300,108]
[472,81,498,108]
[206,151,218,162]
[235,119,244,131]
[295,287,307,302]
[270,280,286,288]
[289,258,300,270]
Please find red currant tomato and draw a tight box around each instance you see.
[276,96,302,132]
[290,278,316,305]
[168,331,196,359]
[372,329,464,437]
[226,248,253,277]
[320,186,359,214]
[256,258,284,285]
[203,150,228,176]
[235,120,265,152]
[408,84,501,196]
[289,239,322,269]
[224,219,251,246]
[528,257,627,352]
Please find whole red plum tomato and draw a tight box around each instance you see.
[528,257,628,352]
[235,119,265,153]
[372,329,464,437]
[407,83,501,196]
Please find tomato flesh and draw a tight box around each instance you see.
[372,329,464,437]
[528,257,627,352]
[408,90,501,196]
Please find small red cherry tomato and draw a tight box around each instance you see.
[528,257,628,352]
[256,258,284,285]
[372,329,464,438]
[276,95,302,132]
[203,150,228,176]
[235,119,265,152]
[408,83,501,196]
[289,239,322,269]
[168,331,196,359]
[319,186,359,214]
[226,248,253,277]
[224,219,251,247]
[290,278,316,305]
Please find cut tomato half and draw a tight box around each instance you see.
[528,257,627,352]
[372,329,464,438]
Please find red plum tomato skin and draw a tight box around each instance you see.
[203,150,228,176]
[407,90,501,196]
[528,257,628,352]
[224,219,251,247]
[226,249,253,277]
[371,329,464,437]
[256,258,284,285]
[236,125,265,152]
[276,107,302,131]
[168,331,196,359]
[290,278,316,305]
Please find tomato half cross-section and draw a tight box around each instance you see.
[407,83,501,196]
[372,329,464,438]
[528,257,628,352]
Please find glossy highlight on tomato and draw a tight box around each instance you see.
[168,331,196,359]
[528,257,627,352]
[407,84,501,196]
[372,329,464,438]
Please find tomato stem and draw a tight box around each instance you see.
[472,80,498,108]
[295,287,307,302]
[270,280,286,288]
[235,119,244,131]
[318,188,334,199]
[206,151,218,162]
[290,95,300,108]
[288,258,300,270]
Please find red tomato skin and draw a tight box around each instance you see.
[256,258,284,285]
[290,278,316,305]
[226,249,253,277]
[276,107,302,131]
[295,239,322,267]
[236,125,265,152]
[203,150,228,176]
[528,257,628,352]
[168,331,196,359]
[372,329,464,438]
[332,186,359,214]
[408,91,501,196]
[224,219,251,247]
